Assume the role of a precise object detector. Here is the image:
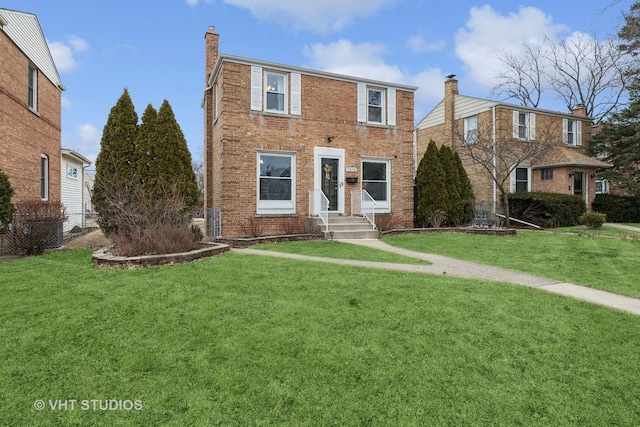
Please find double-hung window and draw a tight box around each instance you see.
[257,152,295,214]
[357,84,396,126]
[563,118,582,146]
[28,64,37,111]
[464,115,478,145]
[250,66,301,115]
[362,158,391,212]
[265,71,287,113]
[367,88,385,124]
[512,111,535,140]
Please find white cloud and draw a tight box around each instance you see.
[302,39,446,120]
[61,96,73,109]
[64,124,101,163]
[454,5,568,87]
[48,35,89,73]
[406,35,445,53]
[224,0,397,33]
[185,0,212,5]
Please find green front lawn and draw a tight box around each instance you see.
[383,230,640,298]
[552,225,640,237]
[1,250,640,425]
[254,240,431,264]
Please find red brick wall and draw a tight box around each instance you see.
[205,61,415,238]
[0,31,61,204]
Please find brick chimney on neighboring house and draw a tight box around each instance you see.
[444,75,458,147]
[205,26,219,85]
[571,104,587,117]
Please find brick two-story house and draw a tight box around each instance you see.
[0,8,64,204]
[203,27,417,239]
[416,77,611,214]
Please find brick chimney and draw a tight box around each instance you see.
[205,26,219,86]
[571,104,587,117]
[444,75,458,146]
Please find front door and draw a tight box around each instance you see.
[314,147,345,214]
[321,158,339,211]
[572,171,585,200]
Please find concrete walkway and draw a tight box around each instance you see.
[234,238,640,316]
[605,222,640,233]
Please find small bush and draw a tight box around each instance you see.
[592,194,640,223]
[111,224,201,257]
[0,169,15,235]
[7,200,67,255]
[579,211,607,229]
[426,210,447,228]
[509,192,586,227]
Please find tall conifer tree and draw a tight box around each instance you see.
[148,100,199,212]
[439,145,461,225]
[92,89,139,234]
[415,140,448,226]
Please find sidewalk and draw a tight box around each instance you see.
[235,239,640,316]
[605,222,640,233]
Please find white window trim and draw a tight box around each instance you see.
[563,118,582,146]
[214,82,220,120]
[264,71,288,114]
[361,157,391,213]
[464,115,478,145]
[256,151,296,215]
[250,66,300,115]
[66,162,78,180]
[595,178,609,195]
[28,64,38,111]
[510,165,531,193]
[367,87,385,125]
[41,154,49,200]
[512,111,535,140]
[357,84,396,126]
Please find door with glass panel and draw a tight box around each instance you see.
[321,157,339,211]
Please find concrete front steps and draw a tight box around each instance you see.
[323,215,378,239]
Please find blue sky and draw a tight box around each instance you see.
[2,0,630,167]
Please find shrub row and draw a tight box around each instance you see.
[592,194,640,223]
[508,192,587,227]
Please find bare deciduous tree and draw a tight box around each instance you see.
[492,33,633,123]
[456,120,562,226]
[491,41,546,108]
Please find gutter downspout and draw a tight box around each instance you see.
[492,106,497,214]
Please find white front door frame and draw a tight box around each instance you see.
[314,147,345,214]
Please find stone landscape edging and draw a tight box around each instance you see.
[93,242,229,268]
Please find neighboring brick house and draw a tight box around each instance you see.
[0,8,64,204]
[203,27,417,238]
[415,77,611,214]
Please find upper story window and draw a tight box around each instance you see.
[66,163,78,179]
[265,72,287,113]
[512,111,535,141]
[357,84,396,126]
[251,66,301,116]
[28,64,38,111]
[367,88,385,124]
[563,118,583,146]
[464,115,478,145]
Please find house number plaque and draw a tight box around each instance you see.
[345,166,357,173]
